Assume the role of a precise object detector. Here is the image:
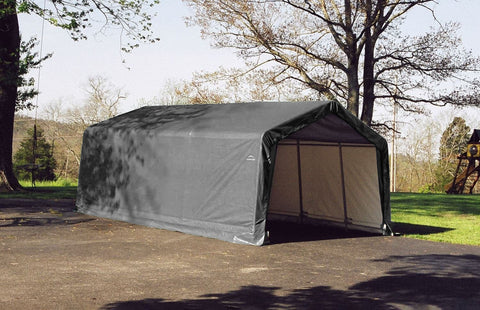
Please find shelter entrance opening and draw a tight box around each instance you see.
[268,114,384,233]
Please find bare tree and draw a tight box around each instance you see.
[184,0,480,127]
[40,76,126,179]
[42,100,83,176]
[66,75,126,130]
[395,117,441,192]
[142,69,319,107]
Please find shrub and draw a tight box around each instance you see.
[14,126,57,182]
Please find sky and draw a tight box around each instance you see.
[17,0,480,120]
[18,1,244,116]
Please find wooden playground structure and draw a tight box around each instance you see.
[445,129,480,194]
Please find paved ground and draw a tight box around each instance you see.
[1,198,480,310]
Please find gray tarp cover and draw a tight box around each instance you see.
[76,101,390,245]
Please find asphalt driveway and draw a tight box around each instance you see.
[1,198,479,309]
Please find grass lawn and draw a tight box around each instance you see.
[0,179,77,200]
[391,192,480,246]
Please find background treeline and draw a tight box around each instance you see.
[12,76,479,193]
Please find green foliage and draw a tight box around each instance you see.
[439,117,471,161]
[417,183,437,194]
[13,125,57,182]
[15,0,160,53]
[15,37,52,111]
[391,192,480,246]
[431,163,456,193]
[0,17,52,112]
[428,117,472,192]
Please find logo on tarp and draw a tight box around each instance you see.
[246,155,256,161]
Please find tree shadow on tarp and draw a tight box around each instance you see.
[101,254,480,310]
[391,222,453,235]
[76,105,213,216]
[265,220,376,244]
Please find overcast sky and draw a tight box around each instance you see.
[18,0,480,117]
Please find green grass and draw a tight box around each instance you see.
[0,179,77,199]
[391,192,480,246]
[19,178,78,188]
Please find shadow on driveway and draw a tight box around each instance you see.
[101,254,480,310]
[0,198,94,228]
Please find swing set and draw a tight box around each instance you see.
[18,1,48,188]
[445,129,480,194]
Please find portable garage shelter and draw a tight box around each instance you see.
[76,101,391,245]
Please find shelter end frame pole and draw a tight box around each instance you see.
[296,139,305,224]
[338,143,351,231]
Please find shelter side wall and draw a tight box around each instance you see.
[77,127,264,243]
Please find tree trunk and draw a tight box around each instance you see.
[344,1,360,118]
[346,65,360,117]
[360,0,375,127]
[361,31,375,126]
[0,2,22,192]
[361,61,375,126]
